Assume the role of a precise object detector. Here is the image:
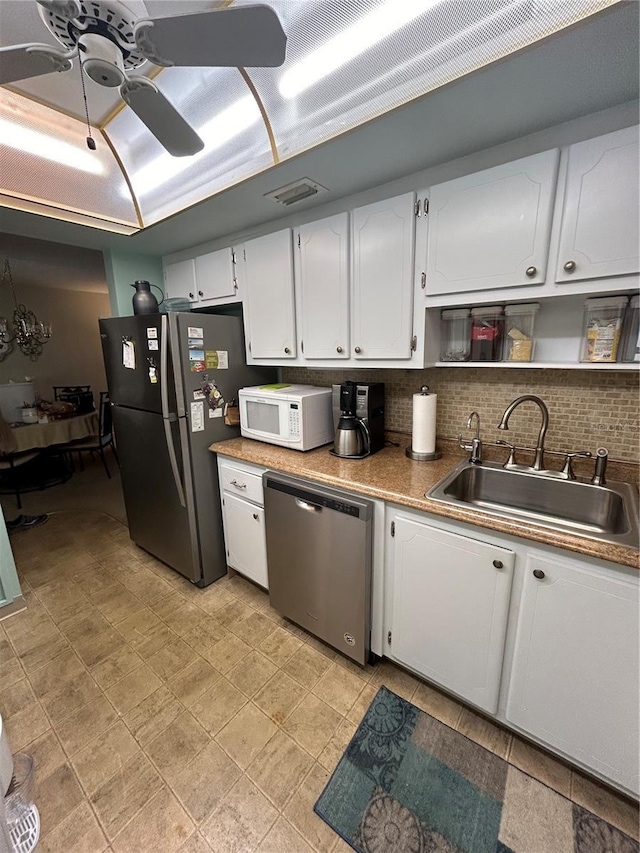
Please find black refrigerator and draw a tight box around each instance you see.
[99,312,274,586]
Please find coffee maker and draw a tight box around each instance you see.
[331,382,385,458]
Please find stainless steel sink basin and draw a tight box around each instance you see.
[427,461,640,548]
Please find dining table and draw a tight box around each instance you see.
[10,411,98,453]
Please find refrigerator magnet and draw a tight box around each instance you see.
[188,326,204,338]
[147,327,158,338]
[188,338,204,348]
[148,339,159,350]
[209,407,223,418]
[190,401,205,432]
[123,340,136,369]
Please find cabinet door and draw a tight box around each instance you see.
[390,517,514,714]
[426,150,559,295]
[195,248,237,302]
[352,193,415,359]
[222,493,268,588]
[298,213,350,359]
[164,259,198,303]
[506,554,639,795]
[244,229,296,359]
[555,126,639,282]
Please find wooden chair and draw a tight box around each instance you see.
[60,392,117,479]
[52,385,91,401]
[0,450,43,509]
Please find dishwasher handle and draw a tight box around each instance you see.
[264,471,372,520]
[295,498,322,513]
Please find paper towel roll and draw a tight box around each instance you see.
[412,390,437,454]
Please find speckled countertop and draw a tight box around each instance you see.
[209,437,639,570]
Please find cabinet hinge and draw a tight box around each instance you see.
[297,233,301,248]
[391,521,395,537]
[231,249,236,265]
[248,341,251,353]
[233,279,238,290]
[410,335,417,352]
[414,199,421,217]
[420,271,426,289]
[243,249,246,261]
[301,340,304,353]
[424,198,429,215]
[222,497,224,506]
[387,630,392,645]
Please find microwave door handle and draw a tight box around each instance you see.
[160,314,186,508]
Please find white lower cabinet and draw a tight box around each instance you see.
[218,458,268,589]
[388,514,515,714]
[506,552,639,794]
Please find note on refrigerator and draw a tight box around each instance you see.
[123,340,136,369]
[190,401,205,432]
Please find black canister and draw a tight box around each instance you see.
[131,280,164,315]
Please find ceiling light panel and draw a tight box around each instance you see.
[106,66,274,225]
[0,88,138,227]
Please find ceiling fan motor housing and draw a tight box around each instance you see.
[78,32,125,87]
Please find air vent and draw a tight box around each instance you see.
[264,178,328,206]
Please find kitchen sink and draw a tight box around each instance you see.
[427,461,640,548]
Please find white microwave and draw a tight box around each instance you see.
[239,385,334,451]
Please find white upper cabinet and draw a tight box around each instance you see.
[243,229,297,360]
[195,248,237,302]
[507,553,639,795]
[352,193,416,359]
[297,213,350,359]
[555,126,639,283]
[164,258,198,304]
[425,150,560,296]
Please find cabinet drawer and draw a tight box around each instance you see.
[219,463,264,505]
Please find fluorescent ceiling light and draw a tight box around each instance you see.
[128,95,261,198]
[279,0,439,99]
[0,118,104,175]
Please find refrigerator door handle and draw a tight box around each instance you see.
[160,314,187,508]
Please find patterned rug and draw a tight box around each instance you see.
[315,686,638,853]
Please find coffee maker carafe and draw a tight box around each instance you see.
[332,382,385,459]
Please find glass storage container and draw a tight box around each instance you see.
[619,295,640,363]
[470,306,503,361]
[503,303,540,362]
[440,308,471,361]
[580,296,628,363]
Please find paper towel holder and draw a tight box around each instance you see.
[406,386,442,462]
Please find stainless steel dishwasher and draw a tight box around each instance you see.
[263,471,373,665]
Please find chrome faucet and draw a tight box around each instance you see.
[498,395,549,472]
[459,411,482,464]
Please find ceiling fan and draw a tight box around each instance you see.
[0,0,287,156]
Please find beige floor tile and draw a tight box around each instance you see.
[215,599,256,628]
[190,678,247,736]
[91,752,163,841]
[346,683,377,726]
[203,633,251,674]
[16,628,71,673]
[112,787,195,853]
[411,681,463,729]
[458,708,512,761]
[181,619,228,652]
[68,623,126,668]
[2,675,39,717]
[147,638,196,681]
[227,650,278,697]
[152,596,207,637]
[500,766,574,853]
[26,729,66,779]
[509,736,572,797]
[258,626,303,667]
[195,584,235,616]
[304,635,339,661]
[1,678,50,751]
[93,584,145,624]
[105,664,163,715]
[0,643,24,691]
[254,670,307,725]
[232,611,276,648]
[41,669,102,725]
[284,763,339,853]
[571,770,640,840]
[146,711,210,776]
[318,719,358,773]
[36,762,86,837]
[168,658,221,707]
[201,775,278,853]
[120,569,175,605]
[169,740,242,824]
[312,664,367,716]
[369,659,420,701]
[216,702,278,770]
[55,695,119,755]
[38,800,109,853]
[27,648,85,698]
[116,608,163,643]
[283,693,343,758]
[90,645,144,689]
[247,730,314,809]
[123,685,183,746]
[71,720,141,796]
[130,622,178,660]
[259,817,314,853]
[177,835,214,853]
[283,644,333,690]
[35,579,92,623]
[73,564,121,598]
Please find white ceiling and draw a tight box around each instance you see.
[0,1,638,257]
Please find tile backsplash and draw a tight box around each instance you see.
[282,367,640,464]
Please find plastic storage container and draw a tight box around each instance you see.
[440,308,471,361]
[503,303,540,362]
[470,306,503,361]
[619,295,640,363]
[580,296,628,363]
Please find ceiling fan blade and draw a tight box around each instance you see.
[134,4,286,69]
[120,77,204,157]
[0,43,72,85]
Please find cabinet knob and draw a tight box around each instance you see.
[188,292,194,298]
[354,346,361,354]
[493,559,503,569]
[336,346,343,354]
[198,290,203,297]
[253,513,259,521]
[533,569,545,579]
[563,260,576,273]
[284,346,291,354]
[525,266,537,277]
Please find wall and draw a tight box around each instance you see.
[282,366,640,465]
[103,249,164,317]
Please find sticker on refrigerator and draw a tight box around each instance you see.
[193,389,205,400]
[190,401,205,432]
[146,327,158,338]
[205,350,228,369]
[209,407,223,418]
[188,338,204,348]
[148,339,159,350]
[188,326,204,338]
[189,349,206,372]
[123,340,135,369]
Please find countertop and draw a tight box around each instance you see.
[209,437,640,570]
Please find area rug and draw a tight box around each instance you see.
[314,686,638,853]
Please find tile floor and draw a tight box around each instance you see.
[1,510,638,852]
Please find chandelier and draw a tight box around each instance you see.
[0,259,53,362]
